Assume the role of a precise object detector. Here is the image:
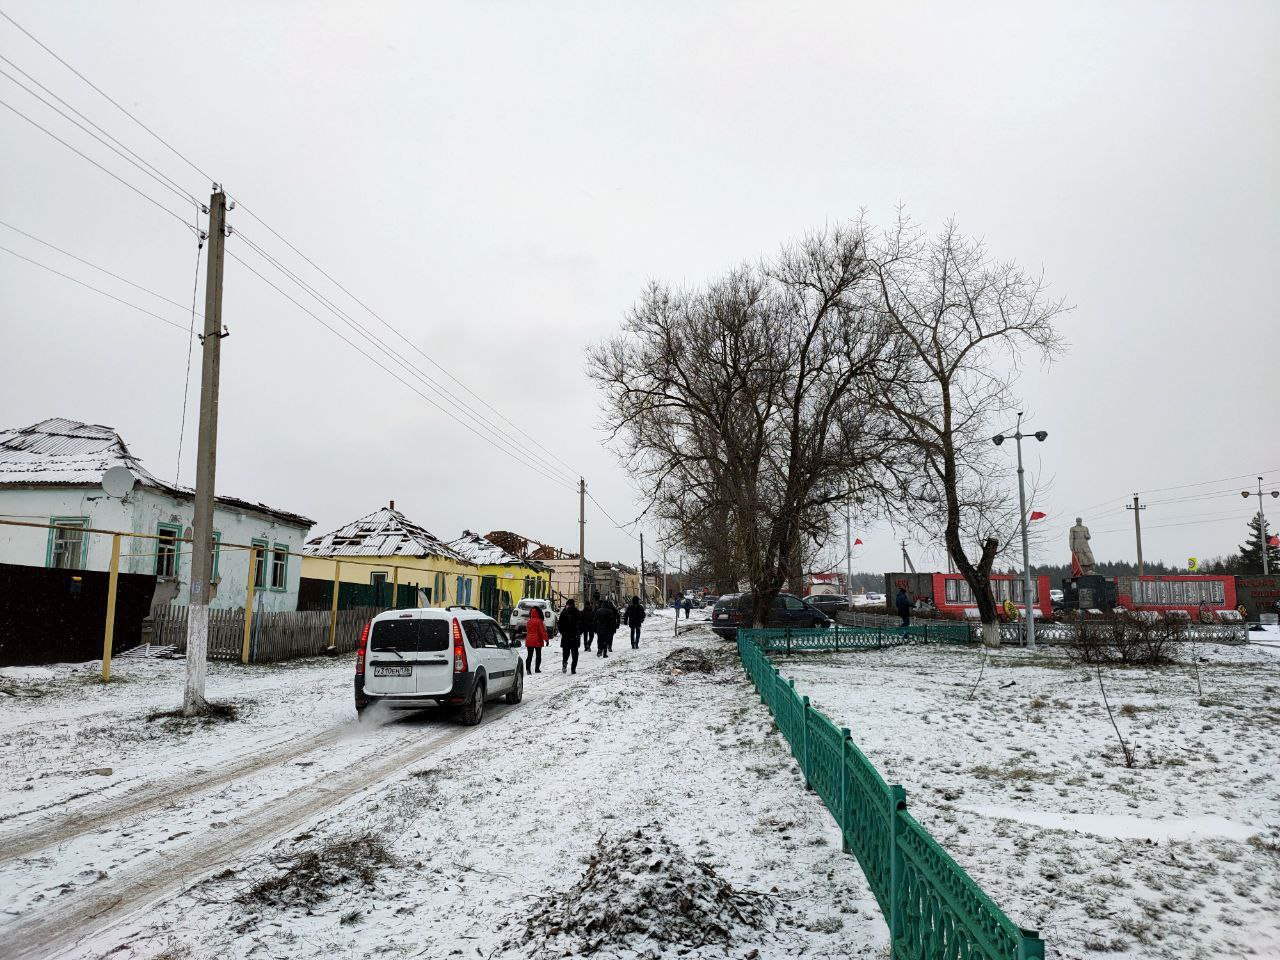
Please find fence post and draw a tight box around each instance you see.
[1017,931,1046,960]
[392,565,399,609]
[101,533,121,682]
[327,560,342,651]
[834,624,840,652]
[786,626,792,656]
[839,727,852,853]
[888,783,908,952]
[241,547,258,664]
[802,696,812,790]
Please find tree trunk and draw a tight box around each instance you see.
[980,620,1001,648]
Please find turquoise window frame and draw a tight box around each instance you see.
[155,522,183,578]
[250,538,269,589]
[269,542,288,592]
[46,516,89,569]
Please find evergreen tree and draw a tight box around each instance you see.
[1238,512,1280,574]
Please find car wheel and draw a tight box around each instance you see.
[461,681,486,725]
[505,663,524,704]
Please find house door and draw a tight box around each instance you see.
[479,575,499,619]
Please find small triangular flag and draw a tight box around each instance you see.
[1029,511,1047,521]
[854,538,864,545]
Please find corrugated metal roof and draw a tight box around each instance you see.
[447,529,550,569]
[0,418,313,529]
[303,508,468,562]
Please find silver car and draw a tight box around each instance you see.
[508,598,558,637]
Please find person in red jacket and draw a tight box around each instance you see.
[524,605,547,674]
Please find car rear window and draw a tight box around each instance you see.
[369,618,449,653]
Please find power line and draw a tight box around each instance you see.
[227,246,575,491]
[1135,469,1280,497]
[0,7,215,186]
[0,218,202,314]
[0,95,195,232]
[0,243,194,334]
[0,61,196,207]
[174,227,205,486]
[586,490,642,541]
[233,228,576,485]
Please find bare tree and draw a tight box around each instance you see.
[869,214,1067,646]
[590,224,898,627]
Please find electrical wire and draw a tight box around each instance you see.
[0,96,195,232]
[174,224,205,486]
[0,243,194,334]
[0,62,197,206]
[233,228,576,486]
[0,218,201,315]
[227,246,575,491]
[586,490,642,541]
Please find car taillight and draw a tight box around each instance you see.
[355,621,370,676]
[452,618,468,673]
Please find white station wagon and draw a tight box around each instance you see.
[354,606,523,725]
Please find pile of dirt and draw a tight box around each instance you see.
[239,834,396,910]
[654,647,719,676]
[146,700,239,724]
[515,827,779,957]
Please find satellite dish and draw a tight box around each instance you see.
[102,465,137,499]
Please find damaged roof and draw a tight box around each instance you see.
[0,418,314,528]
[447,529,551,570]
[303,507,469,562]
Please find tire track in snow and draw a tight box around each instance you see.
[2,669,579,960]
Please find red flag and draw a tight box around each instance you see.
[1269,535,1280,547]
[854,538,863,545]
[1029,511,1047,521]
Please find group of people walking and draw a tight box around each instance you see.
[519,596,648,674]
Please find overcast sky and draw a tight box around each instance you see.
[1,1,1277,580]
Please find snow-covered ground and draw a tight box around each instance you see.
[0,616,890,959]
[776,636,1280,960]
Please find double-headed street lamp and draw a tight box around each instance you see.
[1241,478,1280,575]
[993,414,1047,649]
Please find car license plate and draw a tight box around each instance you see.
[373,665,413,677]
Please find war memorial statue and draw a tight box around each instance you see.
[1069,518,1095,576]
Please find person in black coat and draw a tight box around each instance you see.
[594,599,621,657]
[895,588,912,629]
[622,596,646,649]
[581,600,596,653]
[558,599,583,674]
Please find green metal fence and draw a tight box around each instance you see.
[737,632,1044,960]
[745,620,972,653]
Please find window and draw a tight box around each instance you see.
[433,573,446,606]
[47,517,88,570]
[456,576,473,606]
[156,523,182,578]
[270,544,288,591]
[211,531,221,582]
[463,619,492,647]
[370,571,388,588]
[784,595,806,610]
[369,618,448,653]
[251,539,268,589]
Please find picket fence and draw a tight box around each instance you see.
[737,629,1044,960]
[152,604,378,663]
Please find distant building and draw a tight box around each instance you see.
[447,529,551,618]
[0,418,313,612]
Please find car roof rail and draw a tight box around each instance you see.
[445,604,482,612]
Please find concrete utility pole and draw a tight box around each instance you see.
[638,531,646,605]
[183,189,228,716]
[991,414,1048,651]
[1126,495,1146,576]
[845,488,854,612]
[578,477,586,604]
[661,542,668,604]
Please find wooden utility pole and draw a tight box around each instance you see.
[183,189,227,716]
[1126,494,1145,576]
[638,531,646,605]
[578,477,586,604]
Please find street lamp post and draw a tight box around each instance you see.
[1241,478,1280,575]
[992,414,1048,650]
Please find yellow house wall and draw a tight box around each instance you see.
[479,564,551,607]
[301,554,478,606]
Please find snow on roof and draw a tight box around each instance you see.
[303,508,468,562]
[0,418,313,529]
[447,529,550,569]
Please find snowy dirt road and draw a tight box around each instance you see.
[1,617,888,959]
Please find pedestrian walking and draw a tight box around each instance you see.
[523,605,547,674]
[623,596,646,649]
[582,599,596,653]
[682,596,692,619]
[895,587,912,629]
[595,599,620,657]
[558,598,583,674]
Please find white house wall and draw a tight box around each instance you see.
[0,486,310,612]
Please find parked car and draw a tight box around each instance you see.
[804,594,849,617]
[1049,588,1065,612]
[354,606,523,724]
[710,592,832,639]
[509,598,558,637]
